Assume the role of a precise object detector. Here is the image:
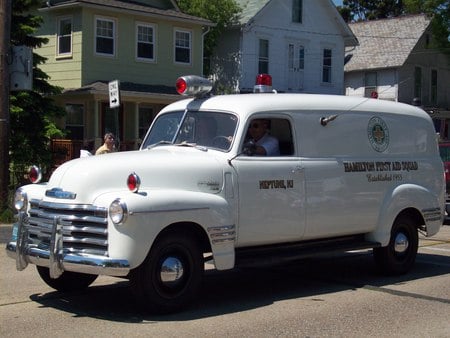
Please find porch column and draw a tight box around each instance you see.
[135,102,139,141]
[94,99,102,149]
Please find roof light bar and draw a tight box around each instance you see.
[176,75,213,98]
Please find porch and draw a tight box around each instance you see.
[51,139,137,167]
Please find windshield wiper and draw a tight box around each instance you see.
[146,140,173,149]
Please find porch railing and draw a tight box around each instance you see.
[50,139,138,168]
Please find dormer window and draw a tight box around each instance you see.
[292,0,303,23]
[57,17,72,57]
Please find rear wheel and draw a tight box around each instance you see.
[373,215,418,275]
[131,232,203,314]
[36,266,98,292]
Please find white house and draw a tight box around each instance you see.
[344,14,450,138]
[211,0,358,94]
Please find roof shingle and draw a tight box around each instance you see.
[345,14,431,72]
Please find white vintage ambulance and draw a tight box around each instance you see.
[7,75,445,313]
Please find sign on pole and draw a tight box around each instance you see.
[109,80,120,108]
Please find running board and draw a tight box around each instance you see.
[235,235,381,268]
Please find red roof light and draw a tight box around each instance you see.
[176,78,187,95]
[256,74,272,86]
[254,74,274,93]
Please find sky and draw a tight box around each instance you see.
[333,0,343,6]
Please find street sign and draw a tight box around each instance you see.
[109,80,120,108]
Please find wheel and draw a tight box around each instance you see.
[36,266,98,292]
[131,232,204,314]
[211,136,231,149]
[373,215,419,275]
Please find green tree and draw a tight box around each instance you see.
[176,0,241,75]
[403,0,450,50]
[340,0,404,20]
[10,0,65,187]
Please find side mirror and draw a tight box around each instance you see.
[243,140,257,156]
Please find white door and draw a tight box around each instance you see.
[233,157,306,247]
[287,43,305,92]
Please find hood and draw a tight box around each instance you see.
[46,146,225,203]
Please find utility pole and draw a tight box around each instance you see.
[0,0,11,210]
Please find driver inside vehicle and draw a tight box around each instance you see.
[196,117,217,146]
[246,119,280,156]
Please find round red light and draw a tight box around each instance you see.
[127,173,141,192]
[176,78,187,95]
[29,165,42,183]
[255,74,272,86]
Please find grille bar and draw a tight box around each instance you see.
[27,199,108,256]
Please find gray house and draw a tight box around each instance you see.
[212,0,358,94]
[344,14,450,139]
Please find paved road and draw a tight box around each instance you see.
[1,223,449,337]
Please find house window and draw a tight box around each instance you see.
[258,39,269,74]
[299,46,305,69]
[322,48,332,83]
[292,0,303,23]
[57,17,72,56]
[95,17,115,56]
[65,104,84,140]
[364,72,377,98]
[431,69,437,104]
[414,66,422,99]
[175,29,191,64]
[137,23,155,61]
[139,106,154,139]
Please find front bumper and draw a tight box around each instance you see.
[6,213,130,278]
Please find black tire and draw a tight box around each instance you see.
[373,214,419,275]
[36,266,98,292]
[131,232,204,314]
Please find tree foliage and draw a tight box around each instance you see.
[10,0,65,187]
[339,0,404,20]
[176,0,241,74]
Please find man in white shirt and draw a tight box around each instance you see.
[248,119,280,156]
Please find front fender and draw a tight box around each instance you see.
[93,189,235,270]
[366,184,443,246]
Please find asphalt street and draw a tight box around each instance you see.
[1,223,449,337]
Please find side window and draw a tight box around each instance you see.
[57,16,72,57]
[292,0,303,23]
[245,118,294,156]
[258,39,269,74]
[136,23,155,61]
[322,48,332,83]
[95,17,115,56]
[174,29,191,64]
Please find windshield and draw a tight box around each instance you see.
[142,111,238,151]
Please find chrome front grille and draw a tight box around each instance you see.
[27,199,108,256]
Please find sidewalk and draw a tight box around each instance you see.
[0,223,13,243]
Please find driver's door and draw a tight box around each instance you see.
[233,156,305,246]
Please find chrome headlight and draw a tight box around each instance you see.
[13,189,28,211]
[109,199,128,225]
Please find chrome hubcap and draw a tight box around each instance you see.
[394,232,409,254]
[160,257,184,286]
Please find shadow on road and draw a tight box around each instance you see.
[29,250,450,322]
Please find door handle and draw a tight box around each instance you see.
[291,165,304,173]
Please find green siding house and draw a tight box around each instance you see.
[35,0,212,157]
